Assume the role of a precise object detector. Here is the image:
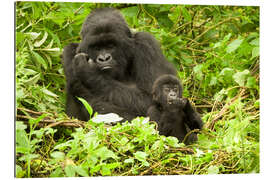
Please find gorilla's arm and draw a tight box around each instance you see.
[147,105,161,123]
[147,105,169,134]
[183,99,204,130]
[133,32,178,92]
[147,105,179,137]
[62,43,94,97]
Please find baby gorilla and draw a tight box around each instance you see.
[147,75,203,144]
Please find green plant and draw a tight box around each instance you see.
[16,115,57,177]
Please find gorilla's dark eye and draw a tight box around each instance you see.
[108,44,114,49]
[163,87,170,93]
[93,46,101,51]
[105,43,115,49]
[88,44,99,51]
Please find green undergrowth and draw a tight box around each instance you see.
[15,2,259,177]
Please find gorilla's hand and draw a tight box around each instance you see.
[178,98,188,109]
[73,53,97,77]
[73,53,89,68]
[168,97,187,109]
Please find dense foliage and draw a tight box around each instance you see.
[15,2,259,177]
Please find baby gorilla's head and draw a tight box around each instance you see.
[152,74,186,109]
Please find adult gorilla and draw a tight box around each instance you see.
[62,7,177,121]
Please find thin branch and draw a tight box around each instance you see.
[16,114,85,128]
[207,88,247,130]
[188,17,239,46]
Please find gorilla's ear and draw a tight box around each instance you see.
[152,90,161,103]
[153,94,158,102]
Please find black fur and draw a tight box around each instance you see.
[62,8,177,121]
[147,75,203,144]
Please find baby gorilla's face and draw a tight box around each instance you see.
[162,84,180,104]
[161,84,186,110]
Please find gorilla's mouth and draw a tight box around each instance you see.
[101,66,113,70]
[167,99,173,105]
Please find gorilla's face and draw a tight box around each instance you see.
[77,32,132,80]
[152,74,184,109]
[87,38,117,71]
[162,84,180,105]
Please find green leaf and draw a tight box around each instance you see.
[181,6,191,21]
[42,88,58,97]
[134,151,149,166]
[77,97,93,117]
[50,167,64,177]
[151,140,162,151]
[181,52,193,65]
[250,38,259,46]
[254,100,260,108]
[209,76,217,86]
[16,121,27,131]
[219,68,234,76]
[19,154,40,162]
[74,166,89,177]
[16,165,25,178]
[101,165,111,176]
[43,47,61,52]
[96,147,119,161]
[201,153,213,163]
[29,114,47,126]
[31,51,48,70]
[24,73,40,86]
[214,88,227,102]
[32,129,44,139]
[195,148,205,157]
[246,76,257,88]
[166,136,181,147]
[64,165,76,177]
[208,165,219,174]
[16,130,30,152]
[44,127,57,135]
[51,151,65,160]
[124,158,134,164]
[23,68,38,76]
[156,12,173,29]
[134,151,148,161]
[193,64,204,80]
[251,47,259,59]
[54,140,72,151]
[16,32,25,47]
[25,32,41,40]
[121,6,139,18]
[213,42,222,49]
[16,146,29,154]
[233,70,250,86]
[226,37,244,53]
[34,31,48,47]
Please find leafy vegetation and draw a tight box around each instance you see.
[15,2,259,177]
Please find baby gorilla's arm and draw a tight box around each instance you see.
[183,99,204,130]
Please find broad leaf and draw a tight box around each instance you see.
[226,37,244,53]
[208,165,219,174]
[233,70,250,86]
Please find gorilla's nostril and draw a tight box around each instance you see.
[104,53,112,61]
[98,57,104,62]
[169,93,176,97]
